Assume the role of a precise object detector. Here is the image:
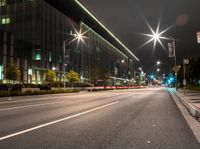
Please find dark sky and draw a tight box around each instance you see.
[79,0,200,73]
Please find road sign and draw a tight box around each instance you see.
[172,65,180,73]
[197,32,200,43]
[183,59,189,64]
[168,42,175,57]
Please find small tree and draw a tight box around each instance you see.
[45,70,56,85]
[66,70,80,84]
[4,63,21,83]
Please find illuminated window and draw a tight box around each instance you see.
[0,0,6,7]
[1,18,10,24]
[0,65,3,80]
[35,49,41,60]
[28,69,32,75]
[49,52,52,62]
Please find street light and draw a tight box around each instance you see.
[156,61,161,65]
[63,32,85,88]
[150,32,178,90]
[52,67,56,71]
[77,33,83,40]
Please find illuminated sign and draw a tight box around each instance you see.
[0,65,3,80]
[197,32,200,44]
[1,17,10,24]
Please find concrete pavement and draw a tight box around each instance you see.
[169,88,200,120]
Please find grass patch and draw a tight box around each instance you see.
[183,85,200,91]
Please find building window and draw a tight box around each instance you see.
[49,52,52,62]
[96,47,100,52]
[28,69,32,75]
[1,17,10,24]
[0,0,6,7]
[0,65,3,80]
[35,49,41,61]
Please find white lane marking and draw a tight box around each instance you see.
[0,101,67,111]
[0,94,129,111]
[0,96,72,104]
[0,101,119,141]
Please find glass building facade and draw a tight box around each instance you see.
[0,0,138,85]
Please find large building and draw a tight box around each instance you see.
[0,0,139,85]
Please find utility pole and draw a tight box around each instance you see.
[183,58,189,86]
[168,38,179,91]
[173,38,178,91]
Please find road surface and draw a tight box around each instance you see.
[0,88,199,149]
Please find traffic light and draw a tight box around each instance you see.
[150,74,154,79]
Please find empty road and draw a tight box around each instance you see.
[0,88,199,149]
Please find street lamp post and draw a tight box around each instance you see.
[151,32,178,90]
[171,38,178,91]
[63,40,67,89]
[63,32,85,88]
[174,38,178,91]
[114,63,117,88]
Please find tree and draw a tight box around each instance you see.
[139,72,146,86]
[4,63,21,83]
[45,70,56,85]
[66,70,80,83]
[90,65,100,86]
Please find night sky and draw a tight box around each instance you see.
[79,0,200,73]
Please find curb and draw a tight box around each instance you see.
[169,90,200,121]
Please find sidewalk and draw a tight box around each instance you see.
[171,89,200,121]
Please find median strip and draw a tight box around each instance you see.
[0,101,119,141]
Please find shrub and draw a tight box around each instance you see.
[0,88,80,97]
[52,81,63,87]
[0,91,10,97]
[0,85,9,91]
[10,91,23,96]
[38,84,51,90]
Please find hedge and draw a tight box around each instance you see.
[0,89,79,97]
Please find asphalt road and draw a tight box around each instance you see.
[0,88,199,149]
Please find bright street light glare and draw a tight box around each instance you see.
[77,33,83,40]
[153,32,160,41]
[138,16,174,52]
[150,75,154,79]
[157,61,161,65]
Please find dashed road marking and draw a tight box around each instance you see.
[0,101,119,141]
